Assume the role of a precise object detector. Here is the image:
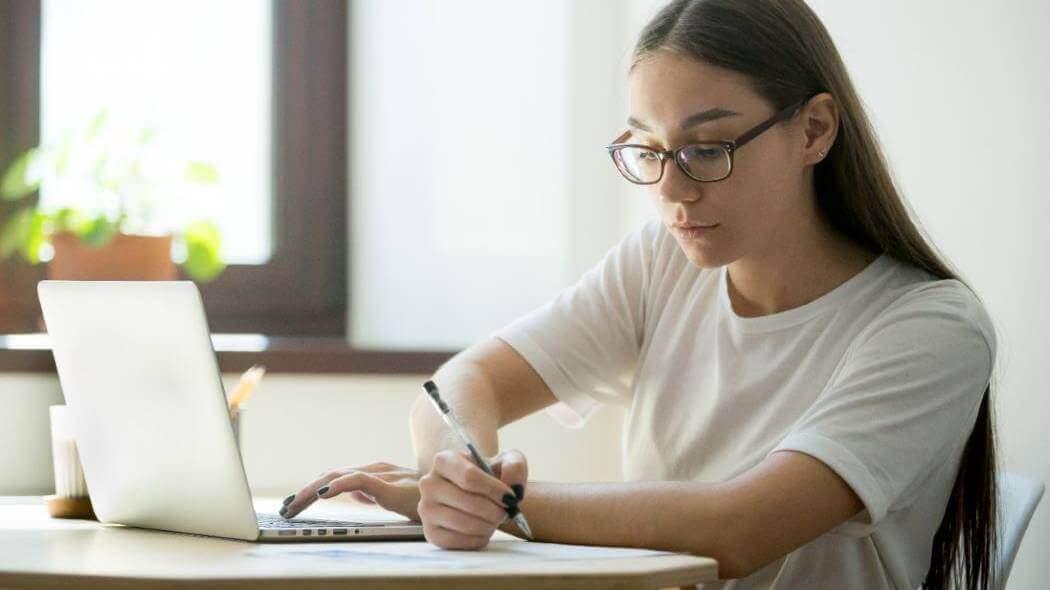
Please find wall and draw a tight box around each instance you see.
[0,373,624,497]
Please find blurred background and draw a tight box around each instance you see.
[0,0,1047,586]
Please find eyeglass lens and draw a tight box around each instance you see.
[613,144,731,183]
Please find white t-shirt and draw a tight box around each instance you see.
[493,219,995,589]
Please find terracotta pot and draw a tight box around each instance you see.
[48,232,177,281]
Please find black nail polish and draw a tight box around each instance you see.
[505,505,520,519]
[279,506,288,516]
[511,484,524,501]
[283,494,295,506]
[502,493,518,509]
[317,485,330,496]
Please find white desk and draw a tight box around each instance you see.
[0,497,718,589]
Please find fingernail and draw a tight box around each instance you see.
[511,484,524,500]
[282,494,295,506]
[502,493,518,509]
[279,506,288,516]
[317,485,330,497]
[505,505,520,519]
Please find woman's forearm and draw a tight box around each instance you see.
[497,452,865,580]
[410,357,501,473]
[499,480,743,578]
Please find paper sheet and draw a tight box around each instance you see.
[245,539,673,570]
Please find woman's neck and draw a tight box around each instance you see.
[725,207,878,318]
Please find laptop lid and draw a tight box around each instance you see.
[39,280,260,541]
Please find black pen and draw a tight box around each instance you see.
[423,380,534,540]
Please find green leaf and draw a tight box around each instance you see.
[1,148,42,200]
[0,207,34,260]
[22,210,47,263]
[181,220,225,282]
[51,207,83,233]
[185,161,219,184]
[77,216,119,248]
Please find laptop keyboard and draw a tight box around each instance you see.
[257,513,417,538]
[258,513,367,529]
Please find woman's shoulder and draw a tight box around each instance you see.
[860,256,997,359]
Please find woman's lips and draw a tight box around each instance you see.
[672,223,720,240]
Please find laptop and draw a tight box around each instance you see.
[38,280,426,543]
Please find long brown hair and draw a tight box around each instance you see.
[633,1,998,587]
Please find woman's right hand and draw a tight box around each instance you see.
[417,448,528,550]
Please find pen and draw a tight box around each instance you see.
[422,380,534,540]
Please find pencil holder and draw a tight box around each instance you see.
[231,408,247,451]
[45,404,96,520]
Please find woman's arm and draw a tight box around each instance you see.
[282,338,555,521]
[288,336,863,578]
[415,339,863,577]
[410,337,558,473]
[494,450,863,579]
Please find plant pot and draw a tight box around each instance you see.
[48,232,177,281]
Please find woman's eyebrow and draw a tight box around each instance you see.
[627,107,741,133]
[680,107,740,130]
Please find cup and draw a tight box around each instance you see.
[49,405,88,497]
[47,405,95,519]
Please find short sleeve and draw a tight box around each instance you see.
[492,220,663,427]
[771,281,995,527]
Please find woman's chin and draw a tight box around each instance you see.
[678,241,729,270]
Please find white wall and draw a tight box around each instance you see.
[348,0,646,352]
[0,376,64,494]
[0,373,623,497]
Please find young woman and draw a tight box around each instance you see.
[283,1,997,587]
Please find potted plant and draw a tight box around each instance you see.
[0,110,225,282]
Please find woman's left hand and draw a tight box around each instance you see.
[281,461,422,521]
[280,450,529,551]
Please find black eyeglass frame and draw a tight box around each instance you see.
[605,98,809,185]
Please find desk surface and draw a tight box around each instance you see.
[0,497,718,589]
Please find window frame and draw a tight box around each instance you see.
[0,0,45,334]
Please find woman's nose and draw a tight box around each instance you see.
[655,159,702,204]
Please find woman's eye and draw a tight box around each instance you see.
[638,151,661,161]
[688,146,724,160]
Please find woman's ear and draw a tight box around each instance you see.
[800,92,838,165]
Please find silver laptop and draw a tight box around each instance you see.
[38,280,425,542]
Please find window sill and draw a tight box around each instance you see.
[0,334,456,375]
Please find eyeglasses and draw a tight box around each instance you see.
[605,99,806,185]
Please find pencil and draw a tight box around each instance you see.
[229,365,266,420]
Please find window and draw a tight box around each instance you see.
[41,0,273,264]
[0,1,348,337]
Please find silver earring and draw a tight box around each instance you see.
[818,150,826,159]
